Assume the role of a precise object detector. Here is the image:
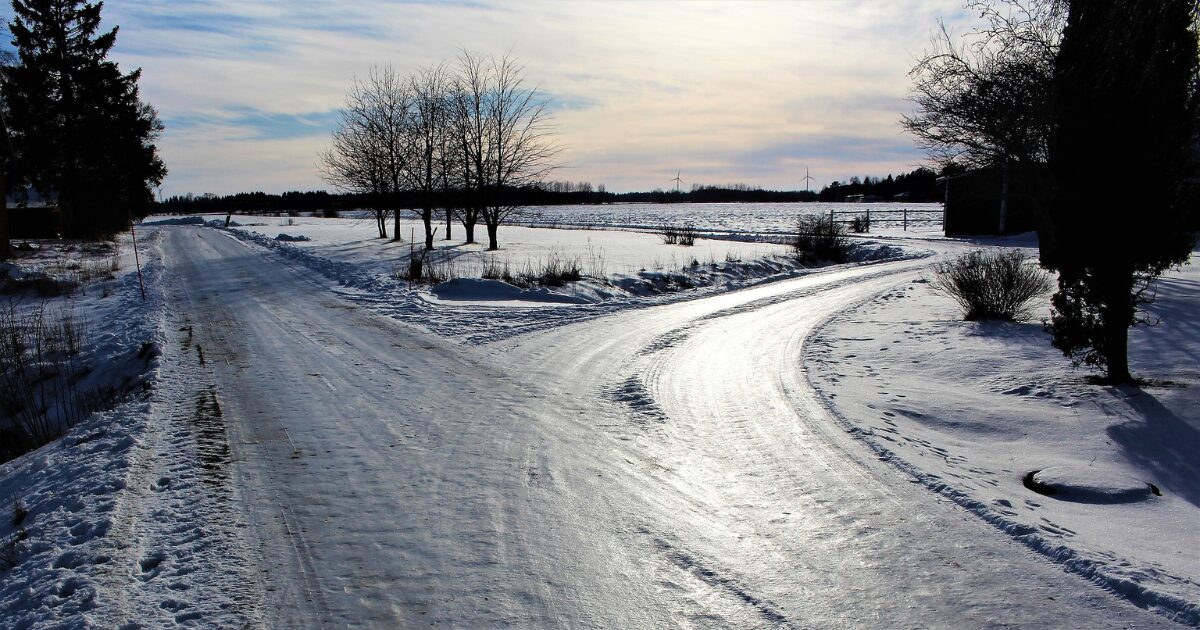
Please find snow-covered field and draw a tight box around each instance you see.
[0,205,1196,627]
[520,201,945,237]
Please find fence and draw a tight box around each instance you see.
[828,208,944,233]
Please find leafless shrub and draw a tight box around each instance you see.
[660,224,698,246]
[931,249,1052,321]
[660,225,680,245]
[481,253,582,287]
[793,216,850,263]
[0,300,112,462]
[400,251,459,284]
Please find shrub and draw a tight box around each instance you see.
[849,214,870,233]
[0,300,113,462]
[536,254,582,286]
[678,224,697,246]
[481,254,581,287]
[660,224,697,246]
[400,252,458,284]
[931,249,1052,321]
[793,216,850,263]
[660,225,679,245]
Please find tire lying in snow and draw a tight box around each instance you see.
[1023,466,1161,503]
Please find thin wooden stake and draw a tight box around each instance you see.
[129,213,146,302]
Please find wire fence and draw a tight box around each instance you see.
[828,208,944,232]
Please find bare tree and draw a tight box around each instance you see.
[902,1,1064,169]
[448,52,492,245]
[319,89,389,238]
[319,67,411,240]
[403,65,449,251]
[480,53,560,251]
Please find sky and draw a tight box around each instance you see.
[6,0,977,196]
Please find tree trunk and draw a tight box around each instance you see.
[999,162,1009,234]
[486,222,499,251]
[445,208,453,240]
[462,211,477,244]
[1101,265,1135,384]
[423,207,434,251]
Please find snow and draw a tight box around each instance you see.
[806,247,1200,624]
[0,231,262,628]
[519,201,946,238]
[1,205,1196,627]
[1028,466,1160,503]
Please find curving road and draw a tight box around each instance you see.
[165,225,1171,628]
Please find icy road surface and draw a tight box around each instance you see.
[165,226,1171,628]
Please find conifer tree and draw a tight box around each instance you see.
[1044,0,1198,383]
[2,0,165,238]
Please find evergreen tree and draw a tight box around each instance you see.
[1044,0,1198,383]
[2,0,165,238]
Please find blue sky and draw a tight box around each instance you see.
[5,0,975,195]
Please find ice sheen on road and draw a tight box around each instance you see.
[163,225,1169,627]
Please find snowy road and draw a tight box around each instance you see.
[165,226,1172,627]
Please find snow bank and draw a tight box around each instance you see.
[0,231,167,628]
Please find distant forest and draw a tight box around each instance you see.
[155,167,946,214]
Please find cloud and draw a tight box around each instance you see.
[38,0,977,195]
[164,107,341,142]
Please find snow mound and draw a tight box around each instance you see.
[428,278,591,304]
[274,233,311,242]
[1025,466,1160,504]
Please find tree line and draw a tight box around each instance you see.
[817,167,945,202]
[158,166,947,217]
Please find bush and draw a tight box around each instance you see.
[849,214,870,233]
[931,249,1052,321]
[794,216,850,263]
[660,224,697,246]
[481,253,582,287]
[400,252,458,284]
[678,224,697,246]
[0,301,101,462]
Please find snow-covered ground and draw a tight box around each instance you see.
[0,207,1195,627]
[519,201,945,238]
[807,247,1200,623]
[184,212,909,342]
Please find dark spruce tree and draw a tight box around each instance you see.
[1044,0,1198,384]
[2,0,165,239]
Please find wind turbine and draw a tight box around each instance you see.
[801,166,815,192]
[672,170,683,193]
